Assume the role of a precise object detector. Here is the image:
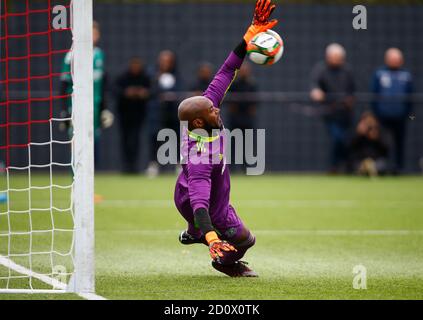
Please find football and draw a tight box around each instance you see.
[247,29,284,65]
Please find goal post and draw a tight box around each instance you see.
[68,0,95,295]
[0,0,95,295]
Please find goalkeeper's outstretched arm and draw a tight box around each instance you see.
[203,0,278,108]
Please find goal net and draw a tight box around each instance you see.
[0,0,94,294]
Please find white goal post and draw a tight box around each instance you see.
[0,0,95,296]
[67,0,95,295]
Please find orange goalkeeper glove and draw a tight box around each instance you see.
[243,0,278,44]
[205,231,237,261]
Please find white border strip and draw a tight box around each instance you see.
[0,255,106,300]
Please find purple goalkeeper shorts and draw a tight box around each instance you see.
[174,196,250,245]
[174,194,256,265]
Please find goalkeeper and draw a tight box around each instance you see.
[174,0,277,277]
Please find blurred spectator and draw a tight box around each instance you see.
[310,43,355,173]
[371,48,413,173]
[0,192,6,204]
[227,62,258,173]
[115,57,151,174]
[60,21,113,169]
[146,50,183,177]
[348,112,388,176]
[190,62,214,95]
[0,163,5,203]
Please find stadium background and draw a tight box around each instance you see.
[1,0,423,300]
[3,0,423,173]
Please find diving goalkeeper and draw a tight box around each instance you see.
[174,0,277,277]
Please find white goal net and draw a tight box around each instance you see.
[0,0,94,294]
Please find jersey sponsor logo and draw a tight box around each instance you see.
[225,227,237,238]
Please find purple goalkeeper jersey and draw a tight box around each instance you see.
[174,52,244,234]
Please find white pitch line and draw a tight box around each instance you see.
[97,229,423,236]
[0,255,66,290]
[77,292,107,300]
[98,199,357,208]
[253,229,423,236]
[0,255,106,300]
[97,199,423,208]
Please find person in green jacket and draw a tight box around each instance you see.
[60,21,113,168]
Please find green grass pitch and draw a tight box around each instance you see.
[1,174,423,300]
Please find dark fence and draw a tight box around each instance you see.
[2,2,423,172]
[96,3,423,172]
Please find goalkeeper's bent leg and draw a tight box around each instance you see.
[218,226,256,265]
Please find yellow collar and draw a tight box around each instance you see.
[188,130,220,143]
